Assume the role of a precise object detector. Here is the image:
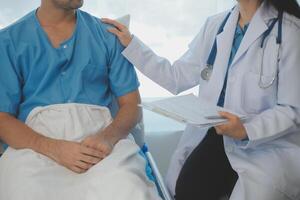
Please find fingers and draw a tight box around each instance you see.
[214,126,222,134]
[80,145,104,159]
[101,18,132,47]
[96,143,113,156]
[107,28,122,37]
[214,125,228,135]
[101,18,126,31]
[75,160,93,171]
[215,112,240,134]
[70,165,86,174]
[73,154,99,173]
[80,154,103,165]
[215,112,239,134]
[80,135,113,161]
[214,112,246,139]
[219,111,239,121]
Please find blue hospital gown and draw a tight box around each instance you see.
[0,9,140,122]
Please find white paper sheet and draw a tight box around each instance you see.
[141,94,246,127]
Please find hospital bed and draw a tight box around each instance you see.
[0,123,176,200]
[131,119,179,200]
[111,98,179,200]
[0,104,182,200]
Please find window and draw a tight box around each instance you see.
[84,0,236,97]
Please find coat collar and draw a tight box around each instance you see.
[228,2,279,67]
[203,7,239,106]
[203,3,279,105]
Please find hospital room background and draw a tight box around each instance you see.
[1,0,299,178]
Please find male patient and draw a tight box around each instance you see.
[0,0,160,200]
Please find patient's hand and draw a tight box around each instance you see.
[49,140,105,174]
[81,134,114,160]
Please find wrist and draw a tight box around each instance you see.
[239,126,248,140]
[32,135,57,158]
[127,34,133,46]
[99,125,124,145]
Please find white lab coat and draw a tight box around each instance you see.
[122,3,300,200]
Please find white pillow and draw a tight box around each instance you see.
[115,14,130,29]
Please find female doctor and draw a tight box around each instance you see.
[103,0,300,199]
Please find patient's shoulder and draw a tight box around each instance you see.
[1,11,33,33]
[78,10,121,53]
[0,11,38,50]
[78,10,116,40]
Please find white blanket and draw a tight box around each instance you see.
[0,104,161,200]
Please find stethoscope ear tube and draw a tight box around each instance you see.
[258,43,280,89]
[258,11,283,89]
[260,18,278,48]
[260,11,283,48]
[277,11,283,44]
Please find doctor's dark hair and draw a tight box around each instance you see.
[265,0,300,18]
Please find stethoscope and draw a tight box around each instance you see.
[201,10,283,89]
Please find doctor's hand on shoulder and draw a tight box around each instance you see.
[101,18,133,47]
[215,112,247,140]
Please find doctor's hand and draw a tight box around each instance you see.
[101,18,133,47]
[214,112,248,140]
[81,133,114,160]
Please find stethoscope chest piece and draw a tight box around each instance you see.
[201,66,213,81]
[200,8,283,87]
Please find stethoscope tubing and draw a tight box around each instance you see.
[202,8,283,89]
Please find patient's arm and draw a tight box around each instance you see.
[82,90,141,156]
[0,113,104,173]
[105,90,142,143]
[0,113,45,151]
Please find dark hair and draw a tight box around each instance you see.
[265,0,300,18]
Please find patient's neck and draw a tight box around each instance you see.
[37,2,76,27]
[36,2,77,48]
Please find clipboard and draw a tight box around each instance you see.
[140,94,247,127]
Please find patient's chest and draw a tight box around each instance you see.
[15,24,114,121]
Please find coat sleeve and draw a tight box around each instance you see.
[236,24,300,149]
[121,20,210,95]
